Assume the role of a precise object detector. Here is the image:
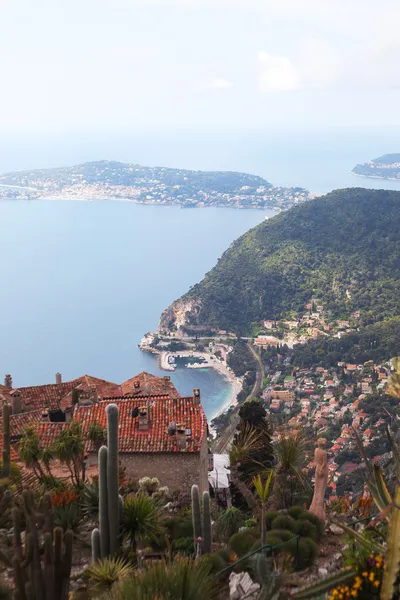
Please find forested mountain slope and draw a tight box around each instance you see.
[160,189,400,334]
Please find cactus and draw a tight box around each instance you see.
[202,491,212,554]
[4,490,73,600]
[291,567,357,599]
[191,485,212,556]
[2,403,11,478]
[92,403,121,560]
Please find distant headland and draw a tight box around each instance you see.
[352,154,400,180]
[0,159,314,210]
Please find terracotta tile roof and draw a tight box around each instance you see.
[74,396,206,453]
[12,381,79,412]
[72,375,123,398]
[33,422,68,446]
[121,372,180,398]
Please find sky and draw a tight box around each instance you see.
[0,0,400,134]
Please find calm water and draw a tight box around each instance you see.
[0,201,273,418]
[2,127,400,418]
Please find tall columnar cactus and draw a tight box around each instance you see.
[6,490,73,600]
[202,491,212,554]
[191,485,212,556]
[92,403,120,561]
[2,403,11,478]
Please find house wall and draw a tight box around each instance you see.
[87,443,209,494]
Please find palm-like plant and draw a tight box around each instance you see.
[82,479,99,517]
[269,427,310,509]
[88,421,107,449]
[85,557,132,593]
[253,471,274,545]
[229,423,264,516]
[104,558,215,600]
[52,421,85,487]
[121,493,163,553]
[17,426,46,480]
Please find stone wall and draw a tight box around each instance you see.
[87,447,209,494]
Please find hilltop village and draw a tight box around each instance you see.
[141,299,396,500]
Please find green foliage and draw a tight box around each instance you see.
[228,531,256,557]
[293,519,318,542]
[172,537,194,556]
[214,548,232,563]
[82,479,99,517]
[196,553,225,575]
[271,529,295,543]
[104,558,215,600]
[286,537,319,571]
[245,518,257,529]
[85,557,132,593]
[53,502,83,533]
[88,421,107,446]
[271,515,295,532]
[265,511,279,529]
[300,511,324,540]
[163,517,193,541]
[139,477,160,495]
[291,567,357,599]
[288,506,305,519]
[122,493,162,547]
[264,532,284,547]
[176,189,400,333]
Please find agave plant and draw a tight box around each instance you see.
[85,557,133,593]
[103,558,216,600]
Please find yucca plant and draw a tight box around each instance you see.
[253,470,274,545]
[121,493,163,553]
[85,557,133,593]
[215,507,245,541]
[229,423,264,516]
[103,558,216,600]
[82,479,99,517]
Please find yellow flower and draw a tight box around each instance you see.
[369,572,375,582]
[362,572,368,578]
[373,580,380,588]
[351,592,358,598]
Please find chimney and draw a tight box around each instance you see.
[193,388,200,404]
[10,390,22,415]
[138,406,149,430]
[41,409,50,422]
[89,385,98,403]
[4,374,12,390]
[176,423,187,451]
[55,372,62,385]
[163,376,171,382]
[133,380,140,390]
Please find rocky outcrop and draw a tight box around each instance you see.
[158,298,202,334]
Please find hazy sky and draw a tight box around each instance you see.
[1,0,400,134]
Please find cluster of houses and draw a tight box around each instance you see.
[0,372,210,494]
[263,357,392,493]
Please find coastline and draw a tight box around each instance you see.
[141,347,243,421]
[351,172,400,182]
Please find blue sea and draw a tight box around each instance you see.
[1,128,400,419]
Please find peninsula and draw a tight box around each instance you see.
[0,159,313,210]
[352,153,400,180]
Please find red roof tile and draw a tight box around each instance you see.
[12,381,79,412]
[121,372,180,398]
[74,396,206,453]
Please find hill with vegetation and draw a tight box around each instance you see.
[352,154,400,179]
[159,188,400,334]
[0,160,311,209]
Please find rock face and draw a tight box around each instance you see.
[158,298,202,334]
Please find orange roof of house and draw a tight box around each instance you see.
[121,372,180,398]
[74,396,206,453]
[12,381,79,412]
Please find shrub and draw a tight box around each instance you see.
[197,553,225,575]
[53,502,83,533]
[245,518,257,529]
[271,515,295,532]
[265,511,279,529]
[173,537,194,556]
[229,531,256,557]
[216,508,245,541]
[138,477,160,495]
[286,537,319,570]
[214,548,231,563]
[293,519,318,542]
[0,461,21,484]
[300,511,324,540]
[85,557,132,593]
[163,516,193,540]
[271,529,294,543]
[288,506,305,519]
[264,532,284,548]
[250,540,262,553]
[82,479,99,517]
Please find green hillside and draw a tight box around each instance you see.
[162,189,400,334]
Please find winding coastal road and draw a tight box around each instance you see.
[214,342,264,454]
